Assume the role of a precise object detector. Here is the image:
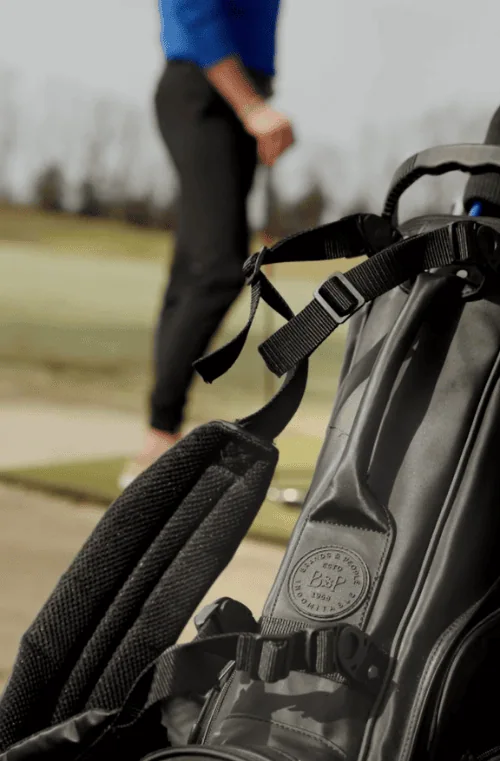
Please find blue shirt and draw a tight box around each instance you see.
[158,0,280,76]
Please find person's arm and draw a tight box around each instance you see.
[169,0,264,116]
[167,0,294,165]
[205,56,265,122]
[206,55,295,167]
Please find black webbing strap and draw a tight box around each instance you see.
[16,626,388,755]
[115,622,388,732]
[259,221,484,378]
[81,636,238,755]
[194,214,396,384]
[225,273,308,442]
[92,623,390,755]
[233,625,388,695]
[252,211,396,266]
[145,635,239,707]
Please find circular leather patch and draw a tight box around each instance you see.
[288,546,370,621]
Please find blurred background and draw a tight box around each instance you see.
[1,0,500,690]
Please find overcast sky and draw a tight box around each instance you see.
[1,0,500,212]
[2,0,500,142]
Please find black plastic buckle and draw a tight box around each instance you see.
[357,213,399,256]
[447,221,476,264]
[336,625,388,694]
[243,246,269,286]
[314,272,365,324]
[194,598,257,637]
[235,633,296,683]
[234,626,388,692]
[303,627,336,674]
[236,630,328,683]
[475,223,500,275]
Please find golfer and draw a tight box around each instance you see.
[120,0,294,487]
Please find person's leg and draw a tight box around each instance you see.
[125,253,185,468]
[120,63,258,484]
[150,64,257,431]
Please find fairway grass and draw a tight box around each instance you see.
[0,204,355,544]
[0,432,322,545]
[0,203,172,261]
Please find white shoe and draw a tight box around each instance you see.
[118,460,148,491]
[118,430,182,491]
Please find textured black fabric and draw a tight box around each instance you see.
[0,422,277,753]
[51,465,235,721]
[85,449,275,713]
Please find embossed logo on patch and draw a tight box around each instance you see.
[288,547,370,621]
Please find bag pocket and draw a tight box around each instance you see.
[426,606,500,761]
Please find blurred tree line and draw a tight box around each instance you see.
[31,161,329,235]
[33,164,180,229]
[0,66,331,236]
[0,65,493,236]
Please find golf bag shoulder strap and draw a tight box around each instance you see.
[195,213,397,387]
[197,217,497,383]
[259,221,481,377]
[0,419,282,753]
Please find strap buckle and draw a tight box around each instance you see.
[336,625,387,690]
[305,626,386,693]
[314,272,366,324]
[243,246,269,286]
[234,626,389,693]
[303,627,336,673]
[235,633,296,683]
[194,598,258,638]
[475,223,500,274]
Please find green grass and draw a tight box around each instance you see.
[0,203,265,264]
[0,203,172,261]
[0,459,301,545]
[0,209,351,409]
[0,204,353,544]
[0,432,322,545]
[0,203,364,273]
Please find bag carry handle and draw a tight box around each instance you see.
[383,144,500,226]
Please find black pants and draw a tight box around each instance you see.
[150,62,269,434]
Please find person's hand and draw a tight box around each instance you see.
[241,102,295,166]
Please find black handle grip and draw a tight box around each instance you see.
[383,144,500,226]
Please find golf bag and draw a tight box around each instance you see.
[4,141,500,761]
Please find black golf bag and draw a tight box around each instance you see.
[3,140,500,761]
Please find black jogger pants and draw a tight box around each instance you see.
[150,61,270,433]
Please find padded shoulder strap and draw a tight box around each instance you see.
[0,422,278,752]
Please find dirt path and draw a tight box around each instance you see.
[0,483,284,692]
